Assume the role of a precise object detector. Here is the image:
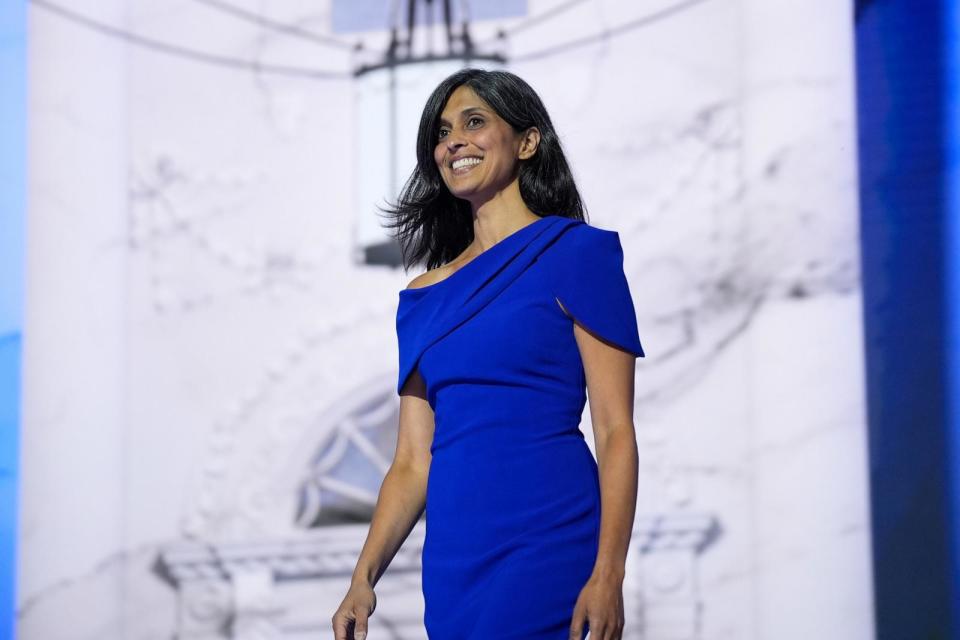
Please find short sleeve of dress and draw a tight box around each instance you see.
[550,225,645,358]
[395,292,420,395]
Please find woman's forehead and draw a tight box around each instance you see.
[440,87,491,118]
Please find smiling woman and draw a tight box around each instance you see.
[334,69,645,640]
[375,68,588,273]
[433,85,541,210]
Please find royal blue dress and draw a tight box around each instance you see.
[396,214,645,639]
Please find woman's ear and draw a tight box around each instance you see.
[518,127,541,160]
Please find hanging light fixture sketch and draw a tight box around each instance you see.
[352,0,508,268]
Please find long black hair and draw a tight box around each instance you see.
[379,68,588,272]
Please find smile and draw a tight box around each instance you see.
[451,156,483,175]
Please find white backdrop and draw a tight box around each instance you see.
[18,0,873,638]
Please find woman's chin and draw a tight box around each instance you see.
[446,184,478,200]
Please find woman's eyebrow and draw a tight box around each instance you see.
[438,107,487,126]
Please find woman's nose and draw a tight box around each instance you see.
[445,131,467,150]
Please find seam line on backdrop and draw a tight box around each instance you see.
[29,0,352,80]
[475,0,591,46]
[189,0,357,51]
[30,0,713,78]
[511,0,712,64]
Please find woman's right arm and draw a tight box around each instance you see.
[332,367,435,640]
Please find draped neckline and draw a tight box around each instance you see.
[399,215,558,297]
[395,214,584,396]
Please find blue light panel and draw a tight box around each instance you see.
[0,1,25,638]
[945,0,960,626]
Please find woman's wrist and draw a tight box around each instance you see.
[590,561,626,584]
[351,565,377,588]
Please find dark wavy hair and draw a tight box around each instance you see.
[378,67,588,273]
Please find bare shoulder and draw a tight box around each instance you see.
[405,249,475,290]
[405,267,450,290]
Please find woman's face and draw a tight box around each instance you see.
[433,84,537,202]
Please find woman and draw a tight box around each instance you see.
[332,68,645,640]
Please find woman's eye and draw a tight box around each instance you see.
[437,117,482,140]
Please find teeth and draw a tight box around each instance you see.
[452,157,482,170]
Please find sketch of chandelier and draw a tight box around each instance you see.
[352,0,507,266]
[357,0,505,74]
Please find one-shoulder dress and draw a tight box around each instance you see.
[395,214,646,639]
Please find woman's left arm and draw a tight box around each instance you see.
[565,310,639,640]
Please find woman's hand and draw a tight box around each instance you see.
[568,574,625,640]
[332,579,377,640]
